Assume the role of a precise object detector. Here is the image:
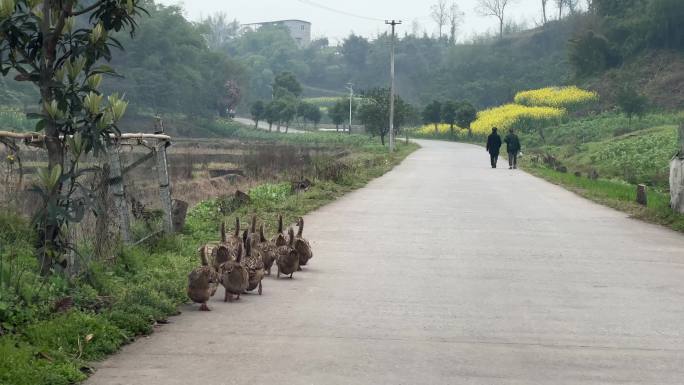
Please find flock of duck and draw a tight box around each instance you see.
[187,215,313,310]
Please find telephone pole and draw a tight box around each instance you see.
[346,82,354,134]
[385,20,401,152]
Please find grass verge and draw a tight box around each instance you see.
[0,139,417,385]
[525,164,684,232]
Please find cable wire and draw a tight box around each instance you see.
[296,0,385,22]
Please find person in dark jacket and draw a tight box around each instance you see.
[486,127,502,168]
[504,129,521,169]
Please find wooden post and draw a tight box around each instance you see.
[108,145,131,243]
[171,199,189,233]
[670,123,684,214]
[155,140,174,234]
[636,184,648,206]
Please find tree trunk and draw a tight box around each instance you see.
[380,134,385,145]
[335,124,339,132]
[434,123,438,134]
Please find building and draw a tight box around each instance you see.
[242,19,311,48]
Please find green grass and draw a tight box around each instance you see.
[0,108,39,132]
[524,164,684,233]
[0,137,417,385]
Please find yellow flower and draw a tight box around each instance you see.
[514,86,598,110]
[471,104,566,134]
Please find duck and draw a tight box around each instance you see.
[211,218,242,271]
[293,217,313,270]
[219,243,249,302]
[255,224,277,275]
[187,247,220,311]
[276,227,299,279]
[270,214,288,247]
[243,232,265,295]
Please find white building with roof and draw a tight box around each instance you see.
[242,19,311,48]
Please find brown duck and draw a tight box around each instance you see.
[243,231,265,295]
[219,244,249,302]
[255,224,277,275]
[187,248,220,311]
[276,227,299,279]
[293,217,313,270]
[270,215,288,247]
[212,218,242,271]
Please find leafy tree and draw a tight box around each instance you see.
[423,100,442,133]
[340,34,370,74]
[304,104,322,127]
[265,100,279,131]
[0,0,145,274]
[296,102,321,128]
[358,88,412,145]
[250,100,266,128]
[568,31,621,77]
[616,86,648,126]
[329,99,349,131]
[273,72,302,99]
[441,100,459,136]
[456,102,478,137]
[109,3,245,117]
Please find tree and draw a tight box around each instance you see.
[423,100,442,133]
[448,3,464,44]
[541,0,549,24]
[273,72,302,99]
[296,102,322,128]
[616,87,647,127]
[250,101,266,128]
[201,12,240,51]
[276,96,298,132]
[441,100,459,136]
[456,102,478,137]
[306,105,322,128]
[431,0,449,39]
[265,101,279,131]
[358,88,411,145]
[329,99,348,131]
[475,0,516,39]
[0,0,145,274]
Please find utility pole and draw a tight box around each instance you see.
[346,82,354,134]
[386,20,401,152]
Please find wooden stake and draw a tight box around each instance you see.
[636,184,648,206]
[108,145,131,243]
[678,122,684,157]
[155,140,174,234]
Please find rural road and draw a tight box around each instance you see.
[87,140,684,385]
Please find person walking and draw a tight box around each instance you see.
[504,128,521,169]
[486,127,502,168]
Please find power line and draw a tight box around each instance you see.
[296,0,384,22]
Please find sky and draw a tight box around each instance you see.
[156,0,549,43]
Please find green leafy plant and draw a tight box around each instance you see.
[0,0,146,274]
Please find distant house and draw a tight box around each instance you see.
[241,19,312,48]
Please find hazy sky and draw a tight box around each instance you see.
[156,0,549,43]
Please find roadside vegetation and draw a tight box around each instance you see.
[0,128,417,384]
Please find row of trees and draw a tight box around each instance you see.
[422,100,478,136]
[249,72,322,131]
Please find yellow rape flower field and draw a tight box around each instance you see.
[470,104,566,134]
[514,86,598,110]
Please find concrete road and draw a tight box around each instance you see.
[87,140,684,385]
